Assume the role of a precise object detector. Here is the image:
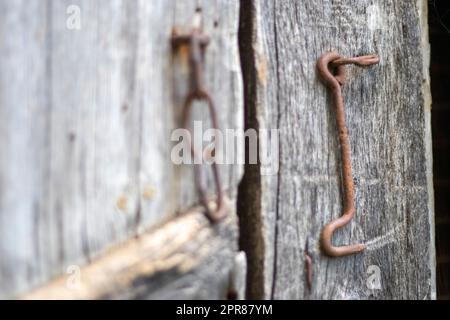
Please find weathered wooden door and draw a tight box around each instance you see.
[0,0,435,299]
[0,0,243,299]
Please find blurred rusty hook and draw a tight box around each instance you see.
[317,51,379,257]
[172,27,227,222]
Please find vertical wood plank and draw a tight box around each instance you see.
[0,0,50,295]
[239,0,435,299]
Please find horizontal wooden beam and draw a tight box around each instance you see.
[22,201,241,300]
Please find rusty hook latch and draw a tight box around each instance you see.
[172,27,227,223]
[317,51,379,257]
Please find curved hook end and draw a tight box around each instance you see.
[320,222,365,257]
[204,195,230,223]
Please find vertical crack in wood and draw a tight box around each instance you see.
[237,0,265,299]
[270,0,283,300]
[418,0,436,299]
[41,0,55,272]
[132,4,143,233]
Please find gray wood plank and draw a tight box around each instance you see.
[0,0,51,297]
[238,0,435,299]
[0,0,242,298]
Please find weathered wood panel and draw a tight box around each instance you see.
[238,0,435,299]
[0,0,242,298]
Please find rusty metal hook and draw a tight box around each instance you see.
[317,51,379,257]
[172,28,227,222]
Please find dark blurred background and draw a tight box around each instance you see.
[429,0,450,300]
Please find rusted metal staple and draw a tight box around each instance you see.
[304,239,313,291]
[317,51,379,257]
[171,28,227,223]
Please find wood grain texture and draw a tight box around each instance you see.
[22,201,239,300]
[238,0,435,299]
[0,0,242,298]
